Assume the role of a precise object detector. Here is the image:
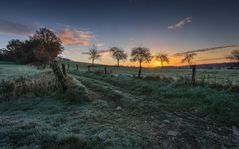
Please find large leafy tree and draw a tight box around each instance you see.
[110,47,127,67]
[30,28,63,64]
[155,53,169,68]
[131,47,152,78]
[5,39,26,63]
[0,28,63,65]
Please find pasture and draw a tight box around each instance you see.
[0,62,239,148]
[63,61,239,85]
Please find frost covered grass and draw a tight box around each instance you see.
[0,62,239,148]
[64,61,239,85]
[71,71,239,127]
[0,61,40,81]
[0,95,151,148]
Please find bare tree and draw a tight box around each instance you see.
[226,49,239,65]
[87,45,101,65]
[110,47,127,67]
[155,53,169,68]
[181,53,197,67]
[131,47,152,78]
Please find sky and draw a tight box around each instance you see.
[0,0,239,67]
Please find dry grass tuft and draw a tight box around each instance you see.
[0,71,59,100]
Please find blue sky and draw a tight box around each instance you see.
[0,0,239,66]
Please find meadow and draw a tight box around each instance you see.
[63,61,239,85]
[0,62,239,148]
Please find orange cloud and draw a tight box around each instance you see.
[57,28,95,46]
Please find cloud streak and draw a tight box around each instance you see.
[174,45,239,56]
[168,17,192,30]
[57,27,95,46]
[0,19,36,35]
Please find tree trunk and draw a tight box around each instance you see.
[92,59,94,65]
[138,62,142,78]
[191,65,196,85]
[117,60,120,67]
[62,64,66,76]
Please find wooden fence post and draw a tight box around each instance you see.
[191,65,196,85]
[62,64,67,76]
[88,66,91,72]
[104,66,107,75]
[76,64,78,70]
[51,61,67,91]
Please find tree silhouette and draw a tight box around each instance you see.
[155,53,169,68]
[226,49,239,65]
[87,45,101,65]
[131,47,152,78]
[181,53,197,67]
[30,28,63,64]
[5,39,25,63]
[110,47,127,67]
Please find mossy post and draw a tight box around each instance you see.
[62,64,66,76]
[51,60,67,91]
[192,65,196,85]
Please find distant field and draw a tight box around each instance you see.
[62,61,239,85]
[0,61,40,81]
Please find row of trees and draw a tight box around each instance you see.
[86,46,199,77]
[0,28,63,65]
[87,46,239,78]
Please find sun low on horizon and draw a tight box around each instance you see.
[0,0,239,67]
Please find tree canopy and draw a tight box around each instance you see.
[110,47,127,67]
[155,53,169,67]
[87,45,101,65]
[181,53,197,66]
[131,47,152,78]
[226,49,239,65]
[0,28,63,65]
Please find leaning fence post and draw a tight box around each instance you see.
[51,61,67,91]
[62,64,67,76]
[191,65,196,85]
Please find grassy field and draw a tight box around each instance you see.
[0,61,40,81]
[0,62,239,148]
[63,61,239,85]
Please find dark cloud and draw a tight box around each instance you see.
[174,45,239,56]
[197,57,226,62]
[0,19,36,35]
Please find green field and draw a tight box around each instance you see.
[63,61,239,85]
[0,61,40,81]
[0,62,239,148]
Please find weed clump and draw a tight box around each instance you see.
[63,76,90,101]
[0,71,59,100]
